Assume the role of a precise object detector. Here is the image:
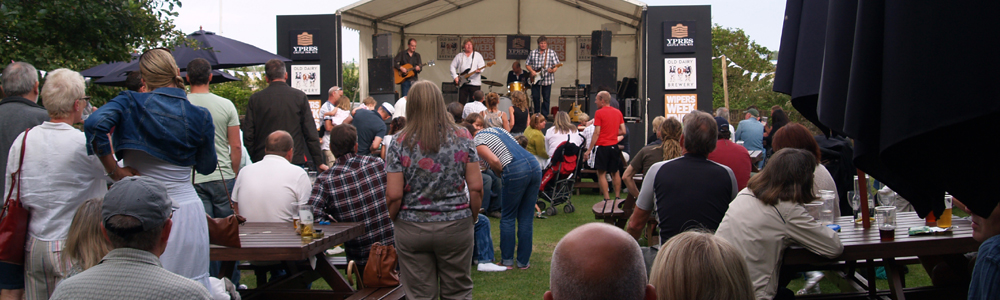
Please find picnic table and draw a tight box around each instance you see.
[783,213,980,300]
[211,222,364,299]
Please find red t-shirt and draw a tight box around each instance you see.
[707,139,752,190]
[594,106,624,146]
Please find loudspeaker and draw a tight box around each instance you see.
[368,58,393,94]
[591,30,612,57]
[442,82,459,104]
[591,56,617,94]
[371,92,397,108]
[372,33,392,58]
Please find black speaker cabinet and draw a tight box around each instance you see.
[368,58,393,94]
[590,56,617,94]
[591,30,612,57]
[371,92,397,108]
[442,82,459,104]
[372,33,392,58]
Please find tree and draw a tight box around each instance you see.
[710,25,793,123]
[342,60,359,102]
[1,0,185,72]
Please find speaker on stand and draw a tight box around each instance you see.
[372,33,392,58]
[368,58,394,95]
[592,30,612,57]
[589,56,618,116]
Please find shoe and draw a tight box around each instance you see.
[535,212,547,219]
[488,211,502,219]
[518,265,531,270]
[238,284,248,290]
[477,263,508,272]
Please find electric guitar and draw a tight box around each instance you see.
[529,63,563,85]
[456,61,496,88]
[393,60,435,84]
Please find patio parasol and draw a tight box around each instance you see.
[773,0,1000,218]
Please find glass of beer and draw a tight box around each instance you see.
[938,194,953,228]
[818,190,837,225]
[298,204,314,238]
[875,206,897,242]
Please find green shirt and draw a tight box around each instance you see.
[187,92,240,184]
[524,127,548,159]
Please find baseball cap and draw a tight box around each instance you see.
[381,102,396,115]
[747,108,759,117]
[102,176,175,232]
[714,116,730,133]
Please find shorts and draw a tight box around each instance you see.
[593,145,624,172]
[0,261,24,290]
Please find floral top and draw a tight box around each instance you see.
[386,126,480,222]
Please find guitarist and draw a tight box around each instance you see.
[526,35,560,117]
[450,38,486,104]
[394,38,422,97]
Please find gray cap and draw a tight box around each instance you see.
[102,176,174,231]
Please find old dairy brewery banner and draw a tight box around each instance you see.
[664,94,697,120]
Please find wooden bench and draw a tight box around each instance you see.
[573,169,605,194]
[346,286,405,300]
[237,256,351,287]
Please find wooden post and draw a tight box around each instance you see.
[721,55,729,111]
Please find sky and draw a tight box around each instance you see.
[170,0,787,63]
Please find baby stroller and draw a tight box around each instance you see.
[537,135,585,216]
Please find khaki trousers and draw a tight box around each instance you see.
[394,217,474,300]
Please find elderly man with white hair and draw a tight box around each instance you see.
[545,223,656,300]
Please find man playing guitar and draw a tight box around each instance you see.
[526,35,560,117]
[394,38,422,97]
[450,38,486,104]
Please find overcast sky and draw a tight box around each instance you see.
[171,0,786,63]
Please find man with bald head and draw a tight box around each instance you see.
[232,130,312,222]
[545,223,656,300]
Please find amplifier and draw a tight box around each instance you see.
[623,98,641,118]
[558,97,586,112]
[441,82,458,93]
[560,87,587,97]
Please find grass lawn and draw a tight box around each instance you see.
[238,187,949,298]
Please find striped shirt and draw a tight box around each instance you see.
[526,48,560,86]
[474,127,516,168]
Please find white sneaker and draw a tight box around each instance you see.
[477,263,507,272]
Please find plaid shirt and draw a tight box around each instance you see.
[526,48,560,86]
[309,153,394,265]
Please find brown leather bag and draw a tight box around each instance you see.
[0,129,31,264]
[362,242,399,287]
[204,163,245,248]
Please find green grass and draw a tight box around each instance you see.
[237,187,940,298]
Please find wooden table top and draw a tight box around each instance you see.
[210,222,364,262]
[784,213,981,265]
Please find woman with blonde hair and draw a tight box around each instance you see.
[647,116,666,144]
[484,92,511,132]
[84,48,216,291]
[64,199,111,277]
[623,117,683,199]
[6,69,110,299]
[385,80,483,299]
[650,231,755,300]
[543,111,583,160]
[524,113,548,167]
[507,91,530,134]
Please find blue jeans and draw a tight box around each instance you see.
[401,80,413,97]
[531,84,552,117]
[481,170,502,213]
[474,214,495,264]
[500,158,542,268]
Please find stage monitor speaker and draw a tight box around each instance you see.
[591,30,612,57]
[372,33,392,58]
[442,82,459,104]
[371,92,397,108]
[368,58,394,94]
[590,56,617,95]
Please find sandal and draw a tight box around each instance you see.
[518,265,531,270]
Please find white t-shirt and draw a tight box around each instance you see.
[543,127,583,158]
[394,97,407,119]
[232,155,311,223]
[319,101,336,150]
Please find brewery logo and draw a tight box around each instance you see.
[663,21,696,53]
[290,30,321,60]
[664,58,697,90]
[506,35,531,59]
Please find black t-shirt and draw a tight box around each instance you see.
[648,154,737,243]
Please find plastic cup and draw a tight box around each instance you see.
[299,204,314,238]
[819,190,836,225]
[875,206,896,242]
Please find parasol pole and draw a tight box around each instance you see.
[721,55,729,111]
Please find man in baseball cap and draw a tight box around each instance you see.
[51,176,210,299]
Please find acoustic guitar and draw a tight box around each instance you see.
[393,60,435,84]
[456,61,496,88]
[529,63,563,85]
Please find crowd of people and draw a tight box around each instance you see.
[3,45,999,300]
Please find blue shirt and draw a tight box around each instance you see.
[969,234,1000,300]
[734,118,765,151]
[353,109,386,156]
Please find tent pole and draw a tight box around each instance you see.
[517,0,521,34]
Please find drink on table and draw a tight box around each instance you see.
[818,190,836,225]
[299,204,314,238]
[875,206,897,242]
[938,194,953,228]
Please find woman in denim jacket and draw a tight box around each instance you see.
[83,49,216,292]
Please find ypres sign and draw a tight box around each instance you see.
[290,30,321,60]
[662,21,696,53]
[506,35,531,59]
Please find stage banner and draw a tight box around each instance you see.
[577,37,592,61]
[507,35,531,59]
[548,37,567,62]
[664,94,697,120]
[664,58,697,90]
[308,100,322,129]
[291,65,321,95]
[438,36,461,60]
[472,37,496,61]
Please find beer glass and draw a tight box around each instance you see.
[875,206,897,242]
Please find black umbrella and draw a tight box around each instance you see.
[89,29,288,85]
[773,0,1000,218]
[80,54,139,79]
[90,69,240,87]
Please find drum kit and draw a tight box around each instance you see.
[481,80,526,97]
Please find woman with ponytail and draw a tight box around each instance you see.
[623,117,683,200]
[84,48,217,292]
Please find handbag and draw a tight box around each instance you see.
[204,162,246,248]
[362,242,399,287]
[0,128,32,264]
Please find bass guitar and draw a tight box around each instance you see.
[456,61,496,88]
[393,60,435,84]
[529,63,563,85]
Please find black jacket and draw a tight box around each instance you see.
[0,96,49,189]
[244,81,323,168]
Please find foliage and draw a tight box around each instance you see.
[710,25,796,124]
[213,66,266,115]
[342,60,360,102]
[0,0,187,72]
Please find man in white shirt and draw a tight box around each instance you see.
[450,38,486,104]
[393,95,407,119]
[232,130,311,223]
[319,86,344,167]
[462,90,487,119]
